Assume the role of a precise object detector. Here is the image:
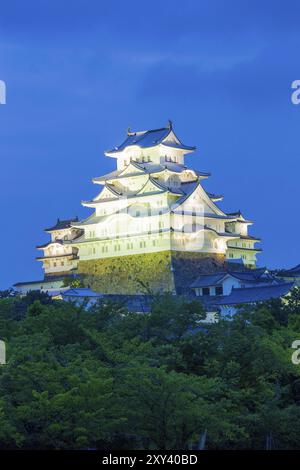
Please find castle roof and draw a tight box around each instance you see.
[62,289,153,312]
[226,211,252,224]
[206,191,223,202]
[105,123,195,155]
[36,240,64,249]
[45,217,78,232]
[93,162,210,184]
[228,246,262,252]
[82,175,189,207]
[278,264,300,277]
[190,273,227,288]
[36,253,78,262]
[190,268,277,289]
[212,282,294,306]
[63,288,103,298]
[289,263,300,272]
[239,235,261,241]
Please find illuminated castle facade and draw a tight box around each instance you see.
[36,122,261,294]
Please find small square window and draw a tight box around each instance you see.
[202,287,210,296]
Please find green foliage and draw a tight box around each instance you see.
[147,294,206,342]
[0,289,14,299]
[0,291,299,449]
[62,277,84,288]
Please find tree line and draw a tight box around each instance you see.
[0,288,299,449]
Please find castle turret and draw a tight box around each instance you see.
[36,218,83,277]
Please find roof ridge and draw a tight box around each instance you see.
[195,272,227,277]
[106,123,194,154]
[231,282,293,292]
[45,216,78,232]
[127,126,168,136]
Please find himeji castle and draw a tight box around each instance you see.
[21,122,262,295]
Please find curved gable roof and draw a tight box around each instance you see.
[45,217,78,232]
[105,124,195,155]
[172,180,227,216]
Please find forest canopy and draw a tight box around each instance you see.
[0,289,299,450]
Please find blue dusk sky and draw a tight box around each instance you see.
[0,0,300,288]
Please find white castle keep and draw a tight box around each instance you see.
[37,121,261,280]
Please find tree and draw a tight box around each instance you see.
[146,295,206,342]
[0,293,300,449]
[118,366,217,449]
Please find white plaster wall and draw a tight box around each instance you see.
[221,277,242,295]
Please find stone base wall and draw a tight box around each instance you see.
[171,251,226,293]
[77,251,174,294]
[77,251,227,294]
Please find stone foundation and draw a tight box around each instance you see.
[77,251,227,294]
[171,251,226,293]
